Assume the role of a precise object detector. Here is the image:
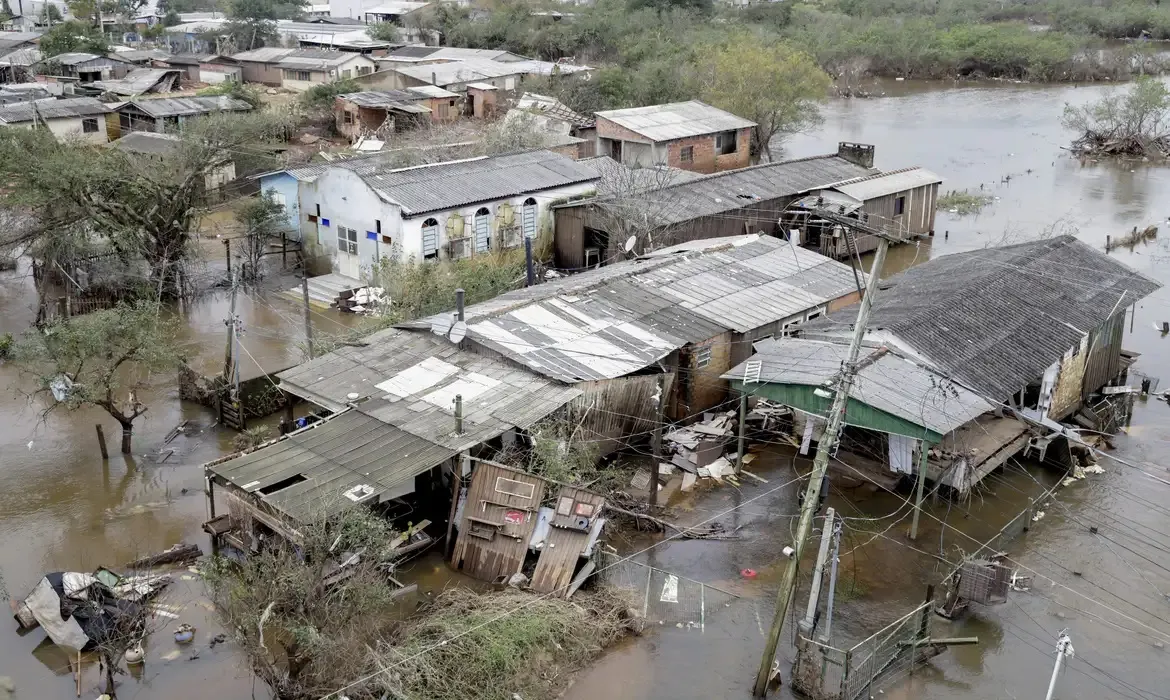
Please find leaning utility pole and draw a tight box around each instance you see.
[1045,631,1074,700]
[753,225,892,697]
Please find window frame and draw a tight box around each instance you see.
[695,346,712,369]
[679,145,693,163]
[715,130,738,155]
[81,117,99,133]
[337,225,359,255]
[894,195,907,216]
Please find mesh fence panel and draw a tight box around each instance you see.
[597,550,739,630]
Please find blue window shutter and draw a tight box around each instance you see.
[366,231,377,240]
[321,218,330,227]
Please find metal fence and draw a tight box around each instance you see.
[596,550,739,630]
[792,601,932,700]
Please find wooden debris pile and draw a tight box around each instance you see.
[1069,130,1170,158]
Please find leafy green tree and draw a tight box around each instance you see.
[699,38,831,158]
[11,302,182,454]
[366,21,399,42]
[627,0,710,14]
[0,112,295,300]
[163,8,181,25]
[39,21,110,57]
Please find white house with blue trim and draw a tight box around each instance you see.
[289,150,601,279]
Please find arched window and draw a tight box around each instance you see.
[522,197,537,240]
[473,207,491,253]
[421,217,439,259]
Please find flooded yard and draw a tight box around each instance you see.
[3,78,1170,699]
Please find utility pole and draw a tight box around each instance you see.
[649,372,666,510]
[820,518,842,644]
[735,391,747,474]
[1045,631,1074,700]
[909,440,931,540]
[301,272,314,359]
[753,231,891,697]
[222,269,238,383]
[798,507,835,637]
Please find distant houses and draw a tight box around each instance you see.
[0,96,112,143]
[113,96,253,135]
[594,100,756,174]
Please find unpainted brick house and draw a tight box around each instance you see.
[593,100,755,175]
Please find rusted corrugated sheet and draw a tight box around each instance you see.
[1083,311,1126,399]
[453,463,546,582]
[531,486,605,595]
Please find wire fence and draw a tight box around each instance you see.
[791,601,932,700]
[596,550,739,631]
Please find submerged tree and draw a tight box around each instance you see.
[11,302,182,454]
[1062,76,1170,157]
[0,111,294,299]
[203,508,406,700]
[699,38,831,159]
[236,192,290,283]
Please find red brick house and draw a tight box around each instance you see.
[593,100,755,174]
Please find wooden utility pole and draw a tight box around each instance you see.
[95,424,109,460]
[735,392,747,474]
[649,372,666,510]
[223,238,231,275]
[301,273,314,359]
[222,269,238,383]
[753,234,891,697]
[798,507,835,637]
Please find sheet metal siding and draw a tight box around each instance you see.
[733,380,941,442]
[455,464,546,582]
[1082,311,1125,400]
[553,206,586,270]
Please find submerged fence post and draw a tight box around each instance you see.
[95,424,109,460]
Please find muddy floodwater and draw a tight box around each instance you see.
[3,79,1170,699]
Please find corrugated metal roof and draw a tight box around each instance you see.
[0,47,42,66]
[404,235,860,383]
[111,131,181,155]
[516,92,594,128]
[0,96,111,123]
[230,47,296,63]
[831,167,943,200]
[46,52,105,66]
[0,31,43,51]
[363,1,430,14]
[90,68,179,96]
[595,100,755,142]
[208,409,456,522]
[563,154,876,228]
[277,49,364,70]
[358,149,601,216]
[342,89,431,109]
[723,337,994,436]
[124,95,252,117]
[802,236,1162,400]
[162,52,218,65]
[406,84,458,98]
[393,58,523,85]
[507,59,590,76]
[276,328,581,452]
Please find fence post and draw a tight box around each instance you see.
[95,424,109,460]
[57,296,66,319]
[842,649,851,699]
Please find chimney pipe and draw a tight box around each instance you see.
[454,394,464,435]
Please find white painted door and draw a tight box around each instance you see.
[337,226,360,278]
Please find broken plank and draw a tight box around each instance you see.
[566,560,596,600]
[740,469,768,484]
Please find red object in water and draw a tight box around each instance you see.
[741,568,758,579]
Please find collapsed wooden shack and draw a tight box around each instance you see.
[451,460,606,596]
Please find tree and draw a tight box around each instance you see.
[698,38,832,159]
[203,507,407,700]
[162,7,180,25]
[236,191,289,282]
[0,111,295,300]
[366,21,398,42]
[10,302,182,454]
[40,2,65,23]
[38,20,110,57]
[1061,75,1170,156]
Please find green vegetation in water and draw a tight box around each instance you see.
[937,189,995,215]
[372,587,635,700]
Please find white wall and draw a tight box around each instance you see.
[301,167,401,278]
[281,55,376,91]
[302,166,599,274]
[45,115,108,144]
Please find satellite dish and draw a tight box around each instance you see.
[623,236,636,253]
[448,320,467,344]
[346,392,360,401]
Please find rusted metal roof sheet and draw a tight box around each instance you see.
[208,410,456,522]
[803,235,1161,400]
[276,327,581,452]
[404,235,860,383]
[595,100,755,142]
[0,96,110,123]
[123,95,252,117]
